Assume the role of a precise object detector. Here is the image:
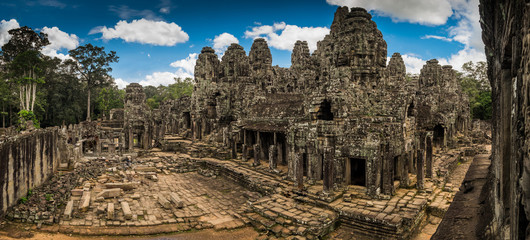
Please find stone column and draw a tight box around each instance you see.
[96,139,101,154]
[400,155,409,186]
[323,149,334,193]
[128,128,133,151]
[416,149,425,190]
[277,143,283,165]
[296,152,304,191]
[382,144,393,195]
[408,150,415,174]
[269,145,277,169]
[426,136,433,178]
[253,144,260,166]
[231,137,237,159]
[109,143,115,154]
[242,144,249,161]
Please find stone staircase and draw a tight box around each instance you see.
[244,194,339,238]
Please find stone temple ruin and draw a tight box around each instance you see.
[0,7,489,240]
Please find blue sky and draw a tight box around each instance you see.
[0,0,485,88]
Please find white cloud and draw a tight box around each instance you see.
[138,53,197,87]
[244,22,329,52]
[160,7,170,14]
[40,26,79,60]
[212,33,238,55]
[401,54,426,74]
[326,0,453,25]
[170,53,197,75]
[397,47,486,74]
[138,70,193,86]
[90,19,189,46]
[422,35,453,42]
[114,78,129,89]
[438,47,486,71]
[0,19,20,47]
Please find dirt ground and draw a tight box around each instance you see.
[0,223,259,240]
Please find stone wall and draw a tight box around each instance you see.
[0,127,64,215]
[479,0,530,239]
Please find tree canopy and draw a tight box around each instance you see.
[459,61,492,120]
[67,43,119,121]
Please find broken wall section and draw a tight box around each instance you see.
[0,127,65,215]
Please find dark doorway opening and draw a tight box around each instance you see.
[183,112,191,129]
[317,100,334,120]
[302,153,308,177]
[393,156,400,181]
[433,124,444,146]
[407,102,414,117]
[349,158,366,186]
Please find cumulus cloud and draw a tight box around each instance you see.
[170,53,197,75]
[40,26,79,60]
[438,47,486,71]
[0,19,20,46]
[138,70,193,86]
[401,54,427,74]
[114,78,129,89]
[90,19,189,46]
[139,53,197,87]
[244,22,329,52]
[326,0,453,25]
[212,33,238,55]
[397,47,486,74]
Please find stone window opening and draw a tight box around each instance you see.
[317,99,334,121]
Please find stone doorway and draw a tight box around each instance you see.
[433,124,444,147]
[346,158,366,186]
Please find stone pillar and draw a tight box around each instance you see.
[408,150,415,174]
[426,136,433,178]
[416,149,425,190]
[109,143,115,154]
[400,155,409,186]
[253,144,260,166]
[296,152,304,191]
[242,144,249,161]
[382,144,393,195]
[323,135,335,193]
[96,139,101,154]
[128,128,133,151]
[269,145,277,169]
[231,137,237,159]
[277,143,283,165]
[143,130,149,150]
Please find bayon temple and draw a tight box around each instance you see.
[0,6,502,240]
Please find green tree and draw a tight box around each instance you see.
[168,77,193,99]
[0,27,50,129]
[0,26,49,62]
[68,43,119,121]
[96,87,124,119]
[459,61,491,120]
[9,50,46,112]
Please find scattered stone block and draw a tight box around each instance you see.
[104,182,138,191]
[64,200,74,219]
[71,189,83,196]
[107,203,115,220]
[79,191,91,212]
[96,188,123,199]
[135,166,157,172]
[158,194,171,209]
[121,201,132,220]
[169,193,184,208]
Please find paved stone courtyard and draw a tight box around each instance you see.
[10,134,484,239]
